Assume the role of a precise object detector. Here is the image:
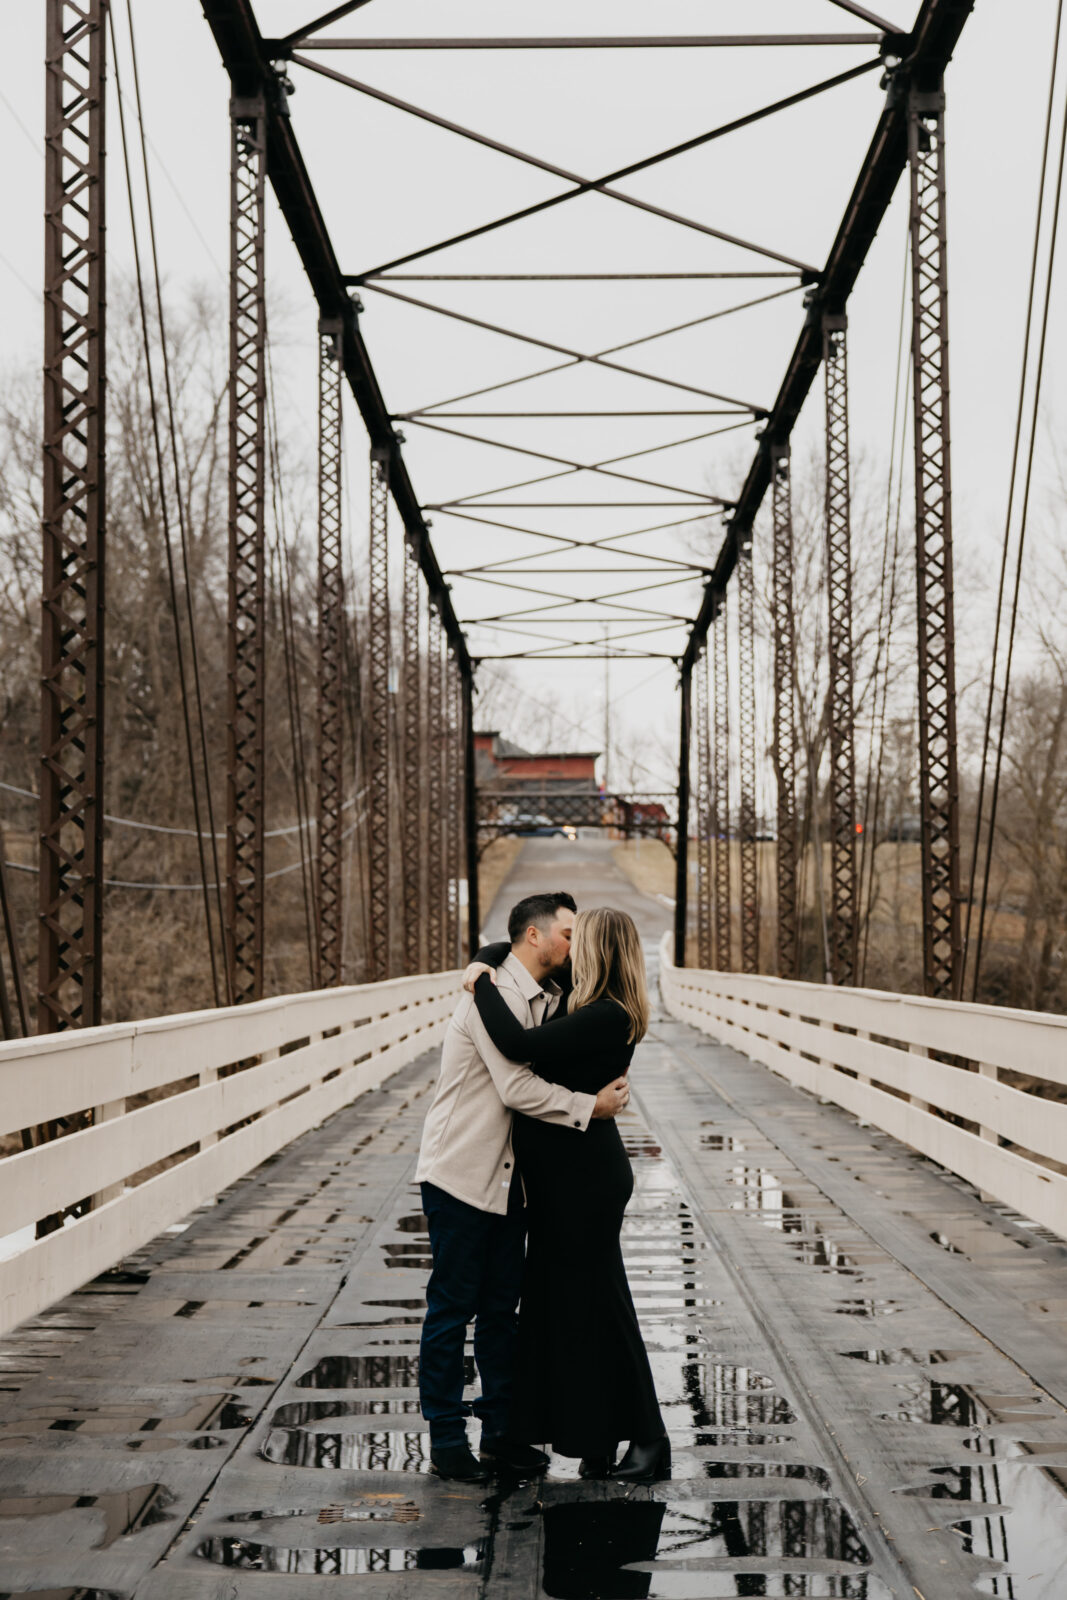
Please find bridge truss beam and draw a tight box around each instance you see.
[317,319,344,987]
[771,447,799,979]
[695,649,713,970]
[737,549,760,974]
[367,447,391,982]
[39,0,108,1032]
[823,314,859,986]
[713,606,732,972]
[225,94,267,1005]
[908,82,962,1000]
[401,531,422,977]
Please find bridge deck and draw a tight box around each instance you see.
[2,845,1067,1598]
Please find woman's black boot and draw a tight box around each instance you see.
[611,1435,671,1483]
[578,1454,615,1479]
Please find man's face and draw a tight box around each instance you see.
[531,907,574,976]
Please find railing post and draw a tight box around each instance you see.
[226,93,267,1005]
[367,445,391,981]
[317,318,344,988]
[771,445,799,979]
[673,658,692,968]
[40,0,108,1032]
[822,311,859,985]
[908,81,962,1001]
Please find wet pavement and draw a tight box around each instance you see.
[3,840,1067,1597]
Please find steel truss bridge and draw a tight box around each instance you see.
[4,5,1067,1597]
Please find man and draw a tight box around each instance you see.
[415,890,630,1481]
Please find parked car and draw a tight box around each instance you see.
[885,814,922,842]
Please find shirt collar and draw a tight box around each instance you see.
[501,950,559,1004]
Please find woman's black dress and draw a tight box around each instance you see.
[473,976,664,1458]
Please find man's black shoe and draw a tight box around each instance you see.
[430,1443,490,1482]
[479,1437,550,1472]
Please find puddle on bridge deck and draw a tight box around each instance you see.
[0,1483,177,1562]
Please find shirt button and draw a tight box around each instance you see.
[504,1161,511,1169]
[573,1120,581,1127]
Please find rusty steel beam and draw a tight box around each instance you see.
[224,94,267,1005]
[445,653,462,968]
[672,661,692,968]
[401,532,422,976]
[737,549,760,974]
[823,314,859,985]
[462,664,480,962]
[771,447,800,979]
[695,649,713,969]
[908,83,962,1000]
[712,606,732,971]
[40,0,108,1033]
[367,447,391,982]
[426,604,445,967]
[316,319,344,987]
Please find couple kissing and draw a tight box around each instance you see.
[415,890,668,1484]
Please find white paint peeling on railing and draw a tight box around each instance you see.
[658,933,1067,1241]
[0,972,458,1337]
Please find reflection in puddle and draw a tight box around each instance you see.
[833,1300,903,1317]
[196,1535,481,1572]
[0,1392,253,1439]
[541,1498,871,1600]
[262,1427,431,1472]
[223,1499,421,1524]
[0,1484,177,1552]
[273,1399,421,1426]
[701,1134,746,1152]
[296,1354,427,1389]
[841,1349,972,1366]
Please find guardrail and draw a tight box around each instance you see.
[0,972,458,1336]
[659,934,1067,1240]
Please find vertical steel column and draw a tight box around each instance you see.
[737,548,760,974]
[672,661,692,967]
[367,446,391,982]
[695,648,713,968]
[908,84,962,999]
[426,604,445,968]
[771,446,799,979]
[225,95,267,1005]
[462,664,480,963]
[401,533,422,976]
[40,0,107,1031]
[316,319,344,988]
[822,313,859,985]
[445,653,462,967]
[712,604,732,971]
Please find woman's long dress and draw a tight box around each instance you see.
[473,978,664,1457]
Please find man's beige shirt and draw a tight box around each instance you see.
[415,952,596,1215]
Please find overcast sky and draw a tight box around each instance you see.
[2,1,1064,795]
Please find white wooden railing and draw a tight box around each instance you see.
[659,934,1067,1240]
[0,972,458,1336]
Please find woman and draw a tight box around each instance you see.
[466,907,668,1481]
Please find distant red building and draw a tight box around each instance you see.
[475,732,599,792]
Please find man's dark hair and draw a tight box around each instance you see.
[508,891,577,945]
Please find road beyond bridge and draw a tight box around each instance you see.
[1,838,1066,1597]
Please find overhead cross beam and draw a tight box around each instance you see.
[682,0,977,673]
[200,0,469,670]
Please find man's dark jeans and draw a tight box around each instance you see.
[419,1179,525,1449]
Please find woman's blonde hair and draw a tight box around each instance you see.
[568,907,650,1044]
